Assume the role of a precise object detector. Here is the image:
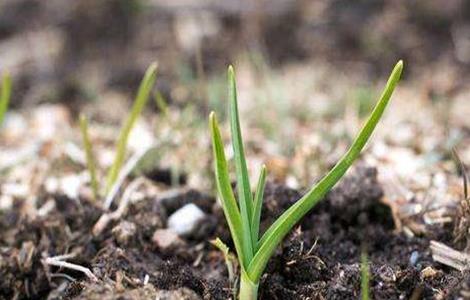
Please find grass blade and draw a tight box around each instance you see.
[105,62,158,194]
[251,165,267,248]
[154,90,169,119]
[0,72,12,125]
[210,112,249,269]
[79,115,100,201]
[248,60,403,281]
[361,251,370,300]
[228,66,254,257]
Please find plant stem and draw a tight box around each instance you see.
[79,115,100,201]
[239,271,258,300]
[105,62,157,195]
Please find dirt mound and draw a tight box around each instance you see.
[0,167,462,299]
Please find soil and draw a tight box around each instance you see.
[0,166,463,299]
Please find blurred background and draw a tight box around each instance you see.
[0,0,470,211]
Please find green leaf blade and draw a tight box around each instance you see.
[248,60,403,281]
[361,251,370,300]
[228,66,254,258]
[105,62,158,195]
[210,112,250,269]
[79,115,100,201]
[251,165,267,249]
[0,72,12,125]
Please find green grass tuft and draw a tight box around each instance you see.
[210,60,403,299]
[361,251,370,300]
[79,114,100,201]
[105,62,158,195]
[0,72,12,126]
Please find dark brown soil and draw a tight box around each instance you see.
[0,166,464,299]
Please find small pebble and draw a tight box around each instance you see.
[61,175,82,199]
[167,203,206,236]
[409,251,419,266]
[112,221,137,245]
[421,266,438,279]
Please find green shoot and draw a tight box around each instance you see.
[251,165,267,249]
[210,238,237,291]
[0,72,12,125]
[154,90,169,119]
[210,60,403,299]
[228,66,254,265]
[79,114,100,201]
[361,251,370,300]
[105,62,158,195]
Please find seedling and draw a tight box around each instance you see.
[211,238,238,298]
[0,71,12,125]
[210,61,403,299]
[79,115,99,201]
[361,251,370,300]
[154,90,169,119]
[105,62,158,194]
[80,63,158,200]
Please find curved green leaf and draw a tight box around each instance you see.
[251,165,267,248]
[79,115,99,201]
[0,72,12,125]
[210,112,249,269]
[248,60,404,282]
[105,63,158,195]
[228,66,254,259]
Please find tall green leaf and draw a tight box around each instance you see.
[0,72,12,125]
[79,115,100,201]
[210,112,249,269]
[228,66,254,259]
[251,165,267,248]
[105,63,158,194]
[361,251,370,300]
[248,60,403,281]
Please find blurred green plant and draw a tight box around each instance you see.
[79,115,99,201]
[210,61,403,299]
[80,63,157,200]
[154,90,169,119]
[361,251,370,300]
[0,72,12,125]
[353,86,376,118]
[104,62,158,194]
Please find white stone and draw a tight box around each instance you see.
[61,175,82,199]
[167,203,205,236]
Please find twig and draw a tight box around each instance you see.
[93,178,146,236]
[430,240,470,271]
[43,256,98,282]
[50,273,77,282]
[47,253,76,261]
